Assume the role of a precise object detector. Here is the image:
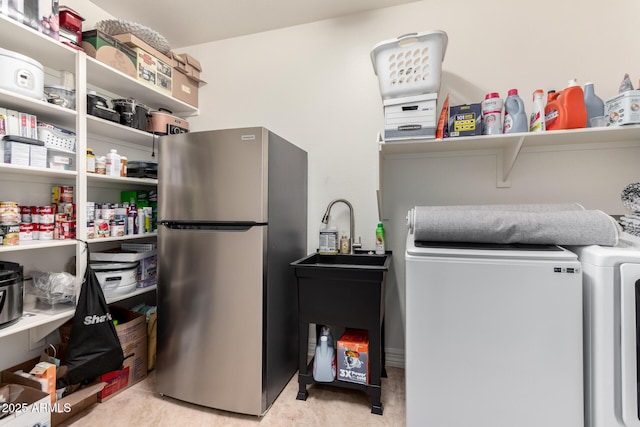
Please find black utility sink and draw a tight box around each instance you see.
[291,252,391,269]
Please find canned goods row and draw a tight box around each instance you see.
[0,222,57,244]
[17,205,76,225]
[51,185,74,204]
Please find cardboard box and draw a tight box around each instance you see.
[97,306,147,402]
[0,373,50,427]
[177,53,202,80]
[2,365,105,426]
[0,0,59,40]
[605,90,640,126]
[4,141,30,165]
[29,361,56,403]
[337,329,369,385]
[97,367,129,402]
[383,93,438,141]
[81,30,137,78]
[172,69,199,108]
[448,103,483,137]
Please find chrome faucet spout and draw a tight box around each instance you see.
[322,199,356,254]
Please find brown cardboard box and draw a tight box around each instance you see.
[81,30,137,78]
[112,33,172,66]
[96,306,147,402]
[0,373,50,427]
[172,52,188,74]
[178,53,202,80]
[172,69,198,107]
[2,365,105,426]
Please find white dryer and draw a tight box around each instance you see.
[570,234,640,427]
[405,232,584,427]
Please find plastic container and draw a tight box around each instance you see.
[106,149,121,177]
[370,31,449,100]
[584,82,605,128]
[529,89,546,132]
[340,235,349,254]
[313,335,336,382]
[544,79,587,130]
[375,223,386,255]
[503,89,528,134]
[319,226,338,255]
[120,155,128,177]
[86,148,95,173]
[95,156,106,175]
[482,92,503,135]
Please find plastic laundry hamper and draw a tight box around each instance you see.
[370,30,448,100]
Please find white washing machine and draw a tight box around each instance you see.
[405,232,584,427]
[570,233,640,427]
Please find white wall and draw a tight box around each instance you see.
[181,0,640,365]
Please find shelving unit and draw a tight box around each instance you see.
[379,124,640,187]
[0,14,176,343]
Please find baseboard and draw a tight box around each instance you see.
[307,340,405,369]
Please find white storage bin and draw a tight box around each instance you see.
[370,31,448,100]
[0,47,44,100]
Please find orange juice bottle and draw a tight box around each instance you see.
[544,79,588,130]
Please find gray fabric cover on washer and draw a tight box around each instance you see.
[411,204,620,246]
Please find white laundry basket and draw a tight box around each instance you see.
[370,30,448,100]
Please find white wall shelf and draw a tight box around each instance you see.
[106,285,157,305]
[87,173,157,188]
[86,232,158,244]
[379,124,640,187]
[87,115,159,148]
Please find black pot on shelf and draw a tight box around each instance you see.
[112,99,150,132]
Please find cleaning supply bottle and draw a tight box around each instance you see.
[503,89,528,134]
[313,335,336,382]
[482,92,503,135]
[583,82,604,127]
[375,223,385,255]
[544,79,587,130]
[319,224,338,255]
[529,89,546,132]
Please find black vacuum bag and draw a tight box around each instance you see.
[64,244,124,385]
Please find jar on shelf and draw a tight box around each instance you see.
[95,156,106,175]
[120,155,127,177]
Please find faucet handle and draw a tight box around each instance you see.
[352,237,362,250]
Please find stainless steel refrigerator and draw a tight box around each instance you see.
[155,127,307,416]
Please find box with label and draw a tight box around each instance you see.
[0,0,59,40]
[47,149,73,170]
[175,53,202,80]
[1,364,105,427]
[133,48,172,95]
[337,329,369,385]
[172,68,199,108]
[96,306,147,402]
[29,361,56,403]
[29,144,47,168]
[605,90,640,126]
[90,247,157,288]
[448,103,482,137]
[383,93,438,141]
[0,374,50,427]
[81,30,137,78]
[4,141,30,165]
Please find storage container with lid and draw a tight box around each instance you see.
[0,47,44,100]
[90,261,139,298]
[370,30,448,100]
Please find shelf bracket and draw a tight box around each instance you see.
[497,135,525,188]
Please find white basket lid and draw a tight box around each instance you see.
[370,30,448,76]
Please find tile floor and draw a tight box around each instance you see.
[59,367,406,427]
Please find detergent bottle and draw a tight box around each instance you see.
[583,82,605,127]
[313,335,336,382]
[503,89,528,134]
[529,89,546,132]
[482,92,503,135]
[544,79,587,130]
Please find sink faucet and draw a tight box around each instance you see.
[321,198,361,254]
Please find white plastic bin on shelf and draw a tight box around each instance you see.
[370,30,448,100]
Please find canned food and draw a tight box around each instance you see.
[101,205,115,221]
[20,206,32,223]
[32,223,39,240]
[87,221,95,239]
[86,202,95,221]
[110,219,125,237]
[94,219,110,238]
[30,206,40,224]
[39,223,54,240]
[38,206,55,224]
[51,185,74,204]
[60,220,76,240]
[2,224,20,245]
[19,223,33,241]
[0,201,20,225]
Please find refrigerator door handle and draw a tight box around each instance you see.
[160,221,264,231]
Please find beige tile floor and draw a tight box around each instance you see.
[59,367,406,427]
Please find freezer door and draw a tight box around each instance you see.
[156,224,266,415]
[158,128,267,222]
